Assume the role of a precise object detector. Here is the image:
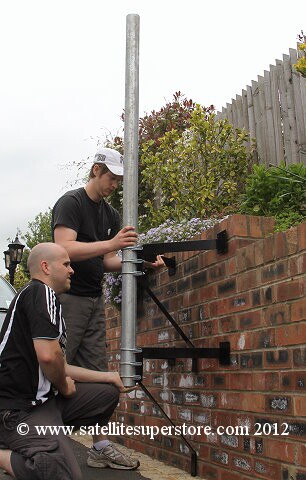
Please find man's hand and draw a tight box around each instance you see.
[109,226,138,251]
[60,376,76,398]
[143,255,165,270]
[109,372,138,393]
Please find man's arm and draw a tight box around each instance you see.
[103,252,165,273]
[65,363,135,392]
[33,339,76,398]
[54,225,138,262]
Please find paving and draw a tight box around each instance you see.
[0,436,204,480]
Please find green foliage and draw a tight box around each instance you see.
[140,105,253,230]
[19,208,53,280]
[294,31,306,78]
[239,162,306,231]
[106,92,209,227]
[4,267,29,292]
[104,217,220,308]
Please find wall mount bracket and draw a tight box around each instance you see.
[128,229,231,476]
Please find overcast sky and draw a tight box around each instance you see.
[0,0,304,274]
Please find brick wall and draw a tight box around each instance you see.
[106,215,306,480]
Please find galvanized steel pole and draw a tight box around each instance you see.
[120,14,140,386]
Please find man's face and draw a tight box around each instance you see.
[48,251,74,294]
[95,170,122,197]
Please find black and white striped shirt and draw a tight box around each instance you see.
[0,280,66,410]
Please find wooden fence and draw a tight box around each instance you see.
[216,48,306,166]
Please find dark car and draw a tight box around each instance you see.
[0,276,16,329]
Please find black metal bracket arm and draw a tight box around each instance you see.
[139,229,228,276]
[132,229,230,476]
[135,343,231,380]
[136,344,230,477]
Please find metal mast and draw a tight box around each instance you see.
[120,14,140,386]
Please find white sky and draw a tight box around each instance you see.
[0,0,304,274]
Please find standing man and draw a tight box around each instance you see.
[52,147,136,371]
[0,243,139,479]
[52,147,162,372]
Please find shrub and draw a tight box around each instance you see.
[294,31,306,78]
[239,162,306,231]
[140,105,253,230]
[104,217,220,308]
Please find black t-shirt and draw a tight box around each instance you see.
[0,280,66,411]
[51,188,120,297]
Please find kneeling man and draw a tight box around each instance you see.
[0,243,138,480]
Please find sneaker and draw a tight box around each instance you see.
[87,443,140,470]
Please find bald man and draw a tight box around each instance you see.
[0,243,139,480]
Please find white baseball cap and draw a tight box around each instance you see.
[94,147,124,176]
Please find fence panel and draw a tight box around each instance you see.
[216,48,306,165]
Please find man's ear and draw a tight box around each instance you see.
[92,163,100,177]
[40,260,50,275]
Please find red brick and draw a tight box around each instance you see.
[253,458,281,480]
[199,284,218,302]
[182,290,199,307]
[266,395,293,414]
[279,371,306,392]
[225,258,236,278]
[274,231,288,259]
[218,216,230,234]
[203,250,218,266]
[220,392,265,413]
[264,304,290,326]
[254,239,264,266]
[236,244,256,272]
[211,411,234,429]
[217,279,237,297]
[229,373,253,391]
[291,298,306,322]
[294,396,306,416]
[264,349,293,369]
[297,443,306,467]
[300,251,306,273]
[220,470,241,480]
[276,323,306,346]
[264,438,295,462]
[261,260,288,284]
[247,215,263,237]
[197,461,220,480]
[229,331,252,351]
[288,257,297,276]
[237,270,260,292]
[228,293,252,315]
[228,214,249,237]
[252,372,280,391]
[160,269,170,285]
[228,238,254,259]
[230,454,253,473]
[207,263,227,281]
[248,216,274,239]
[261,216,275,236]
[263,235,276,263]
[276,280,304,302]
[296,470,306,480]
[252,328,276,349]
[167,291,184,314]
[285,226,298,254]
[297,221,306,251]
[237,310,264,331]
[200,320,218,337]
[219,316,237,333]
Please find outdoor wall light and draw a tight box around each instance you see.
[3,235,25,286]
